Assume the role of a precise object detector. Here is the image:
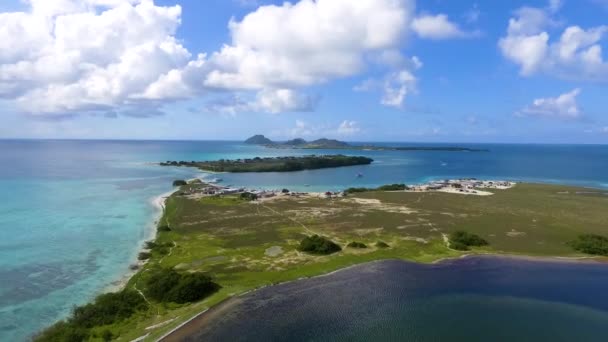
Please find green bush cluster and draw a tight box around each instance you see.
[345,184,409,195]
[240,192,258,201]
[376,241,390,248]
[347,241,367,248]
[297,235,342,255]
[35,290,147,342]
[449,231,488,251]
[157,225,172,232]
[568,234,608,256]
[145,241,173,255]
[172,179,187,186]
[138,252,151,260]
[145,268,220,304]
[376,184,407,191]
[345,187,370,194]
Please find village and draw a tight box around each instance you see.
[175,178,516,200]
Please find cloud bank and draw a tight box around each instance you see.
[516,88,583,119]
[499,2,608,81]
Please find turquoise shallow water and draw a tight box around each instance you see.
[0,140,607,340]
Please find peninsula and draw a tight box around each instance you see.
[36,180,608,341]
[160,155,373,173]
[244,135,489,152]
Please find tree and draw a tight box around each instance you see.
[297,235,342,255]
[240,192,258,201]
[145,268,220,304]
[172,180,187,186]
[568,234,608,256]
[449,231,488,251]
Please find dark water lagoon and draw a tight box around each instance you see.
[169,256,608,342]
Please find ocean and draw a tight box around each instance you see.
[0,140,607,341]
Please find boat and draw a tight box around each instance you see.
[356,173,363,178]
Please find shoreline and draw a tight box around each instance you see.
[104,188,179,293]
[158,253,608,341]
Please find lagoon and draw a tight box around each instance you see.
[166,257,608,342]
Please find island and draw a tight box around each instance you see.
[36,181,608,341]
[160,155,373,173]
[244,134,489,152]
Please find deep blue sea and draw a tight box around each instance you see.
[1,140,607,341]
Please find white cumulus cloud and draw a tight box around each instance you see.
[516,88,583,119]
[499,2,608,80]
[0,0,187,116]
[0,0,422,116]
[411,14,474,39]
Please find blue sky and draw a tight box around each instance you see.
[0,0,607,143]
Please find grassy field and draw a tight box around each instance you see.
[83,183,608,341]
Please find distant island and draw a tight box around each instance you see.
[160,155,373,173]
[244,135,488,152]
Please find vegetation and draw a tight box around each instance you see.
[346,184,408,194]
[449,231,489,251]
[568,234,608,256]
[138,252,151,260]
[377,184,408,191]
[297,235,342,255]
[144,268,220,304]
[347,241,368,248]
[36,290,147,342]
[158,225,171,232]
[240,192,258,201]
[145,241,173,256]
[345,187,371,194]
[37,183,608,341]
[161,155,373,173]
[172,180,187,186]
[376,241,390,248]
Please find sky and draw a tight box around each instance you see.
[0,0,607,143]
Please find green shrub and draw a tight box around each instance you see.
[568,234,608,256]
[172,180,187,187]
[240,192,258,201]
[138,252,151,260]
[376,184,407,191]
[347,241,367,248]
[36,290,147,341]
[71,291,147,328]
[145,268,220,304]
[101,329,113,342]
[157,225,171,232]
[345,187,370,194]
[297,235,342,255]
[144,241,173,256]
[449,240,469,251]
[376,241,390,248]
[449,231,488,251]
[35,321,89,342]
